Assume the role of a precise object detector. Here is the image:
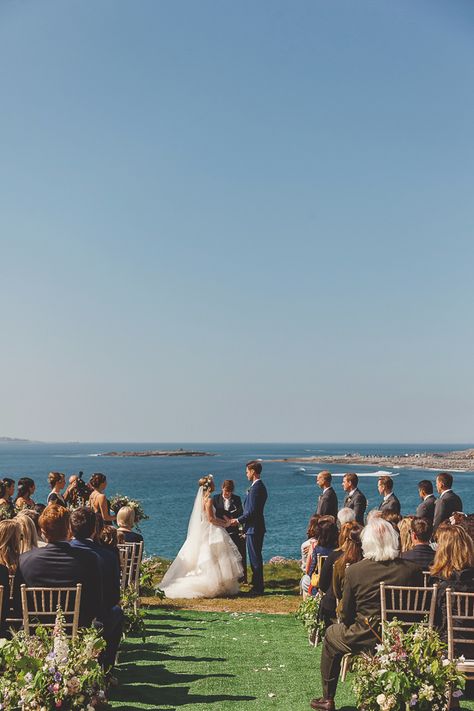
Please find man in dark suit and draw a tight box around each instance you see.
[310,518,423,710]
[377,475,401,516]
[70,508,123,673]
[433,472,463,533]
[213,479,246,582]
[401,517,435,569]
[341,473,367,525]
[316,471,338,519]
[13,504,101,627]
[230,460,267,595]
[415,479,436,524]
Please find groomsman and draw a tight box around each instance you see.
[316,471,338,518]
[415,480,436,524]
[377,475,401,515]
[341,473,367,525]
[433,472,463,532]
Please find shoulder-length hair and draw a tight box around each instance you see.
[431,525,474,580]
[361,518,400,561]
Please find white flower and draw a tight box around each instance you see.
[442,658,450,666]
[376,694,386,706]
[419,683,435,701]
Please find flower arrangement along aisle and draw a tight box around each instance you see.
[295,594,326,646]
[353,620,465,711]
[0,610,110,710]
[109,494,148,525]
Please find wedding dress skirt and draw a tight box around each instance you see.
[160,491,243,599]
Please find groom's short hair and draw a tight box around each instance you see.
[246,460,262,476]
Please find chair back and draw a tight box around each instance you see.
[0,585,3,618]
[422,571,431,587]
[317,555,328,578]
[118,541,143,592]
[379,583,438,636]
[20,584,82,638]
[446,588,474,679]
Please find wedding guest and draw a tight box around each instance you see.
[337,508,355,527]
[300,515,320,570]
[0,478,15,518]
[332,524,363,617]
[377,475,401,516]
[20,510,47,547]
[415,480,436,523]
[13,505,101,627]
[117,506,144,544]
[46,471,67,507]
[0,519,21,574]
[430,525,474,655]
[89,473,116,523]
[310,518,422,711]
[341,473,367,525]
[401,517,435,569]
[398,516,416,553]
[433,473,463,533]
[316,471,338,518]
[34,503,46,516]
[16,513,38,552]
[380,510,402,528]
[14,477,36,511]
[301,517,338,596]
[0,559,9,636]
[70,508,123,673]
[319,522,362,627]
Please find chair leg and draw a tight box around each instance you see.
[340,653,351,681]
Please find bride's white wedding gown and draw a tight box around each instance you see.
[160,487,243,599]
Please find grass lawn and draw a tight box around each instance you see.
[110,607,474,711]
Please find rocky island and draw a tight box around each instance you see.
[269,448,474,472]
[99,449,215,457]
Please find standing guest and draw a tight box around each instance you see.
[415,480,436,523]
[401,517,435,569]
[377,475,401,516]
[116,506,144,544]
[229,460,267,595]
[13,505,102,628]
[316,471,338,518]
[341,473,367,525]
[300,515,320,570]
[398,516,416,553]
[47,472,67,507]
[310,518,423,711]
[433,472,463,533]
[14,477,36,511]
[213,480,246,582]
[16,513,39,552]
[0,478,15,518]
[89,474,116,523]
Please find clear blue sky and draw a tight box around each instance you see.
[1,0,473,443]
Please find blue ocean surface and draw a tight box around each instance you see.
[1,442,473,561]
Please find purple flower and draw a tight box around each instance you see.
[452,690,463,698]
[54,672,62,682]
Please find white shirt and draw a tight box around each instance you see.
[223,497,231,511]
[439,489,452,498]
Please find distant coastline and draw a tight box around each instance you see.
[98,449,215,458]
[268,448,474,472]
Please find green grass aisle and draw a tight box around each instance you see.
[110,608,474,711]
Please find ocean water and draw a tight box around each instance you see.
[1,442,473,561]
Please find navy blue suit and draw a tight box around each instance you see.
[238,479,267,593]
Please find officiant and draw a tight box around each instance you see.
[213,480,247,583]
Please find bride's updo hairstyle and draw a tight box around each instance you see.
[198,474,215,494]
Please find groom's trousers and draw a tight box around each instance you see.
[247,531,264,593]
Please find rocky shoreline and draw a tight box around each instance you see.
[268,448,474,472]
[99,449,215,457]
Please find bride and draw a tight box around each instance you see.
[160,474,244,598]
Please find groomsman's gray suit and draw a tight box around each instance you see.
[343,488,367,525]
[416,494,436,523]
[317,486,338,518]
[378,492,401,516]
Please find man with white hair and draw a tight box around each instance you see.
[310,518,423,711]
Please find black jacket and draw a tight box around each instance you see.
[433,567,474,655]
[433,490,463,532]
[70,538,120,613]
[401,544,435,570]
[213,493,243,528]
[416,494,436,523]
[317,487,338,518]
[378,493,401,516]
[0,563,9,636]
[343,488,367,525]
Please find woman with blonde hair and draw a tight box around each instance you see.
[0,519,21,573]
[117,506,143,543]
[16,512,39,553]
[398,515,416,553]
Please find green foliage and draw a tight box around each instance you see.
[139,556,169,596]
[353,620,466,711]
[121,588,147,643]
[109,494,149,526]
[295,594,326,641]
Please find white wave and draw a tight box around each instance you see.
[303,470,398,478]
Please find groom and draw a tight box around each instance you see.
[228,460,268,595]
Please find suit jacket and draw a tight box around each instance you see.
[238,479,267,534]
[340,557,423,649]
[416,494,436,523]
[0,563,9,635]
[378,493,401,516]
[213,493,243,523]
[70,538,120,613]
[433,490,463,532]
[343,488,367,525]
[317,487,338,518]
[401,543,435,570]
[13,542,102,627]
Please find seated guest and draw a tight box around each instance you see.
[0,478,16,518]
[34,503,46,516]
[14,477,36,511]
[16,513,39,553]
[337,508,355,528]
[377,475,401,516]
[430,524,474,653]
[332,524,363,617]
[13,504,101,627]
[46,471,67,507]
[433,472,463,533]
[117,506,144,544]
[310,517,423,711]
[380,510,402,528]
[301,517,338,596]
[0,559,8,636]
[401,517,435,569]
[398,516,416,553]
[319,522,362,628]
[416,479,436,524]
[70,508,123,673]
[300,515,320,570]
[100,525,121,566]
[0,520,21,635]
[20,510,47,547]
